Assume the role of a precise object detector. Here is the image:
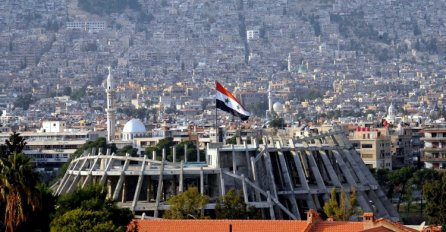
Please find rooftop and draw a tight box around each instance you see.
[131,211,439,232]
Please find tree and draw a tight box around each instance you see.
[323,187,357,221]
[117,145,138,157]
[144,138,200,162]
[21,184,57,232]
[4,132,27,156]
[215,188,259,219]
[0,152,41,232]
[309,15,321,36]
[323,188,338,219]
[70,85,87,101]
[174,141,200,162]
[163,186,208,219]
[407,169,439,216]
[269,118,284,128]
[78,0,140,15]
[117,107,150,119]
[225,136,237,145]
[13,94,33,110]
[423,172,446,227]
[145,137,175,160]
[51,185,133,232]
[346,187,357,220]
[374,168,390,187]
[62,86,72,96]
[372,168,392,196]
[389,166,416,212]
[164,107,177,114]
[50,209,120,232]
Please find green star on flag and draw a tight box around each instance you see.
[216,81,250,121]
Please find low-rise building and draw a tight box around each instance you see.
[0,120,103,173]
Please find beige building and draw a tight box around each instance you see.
[350,127,392,170]
[421,127,446,170]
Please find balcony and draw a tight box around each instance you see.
[421,156,446,162]
[32,157,69,163]
[421,137,446,141]
[422,147,446,152]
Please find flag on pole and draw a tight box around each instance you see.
[382,119,390,128]
[216,81,250,121]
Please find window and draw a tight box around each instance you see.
[362,154,373,158]
[361,144,373,149]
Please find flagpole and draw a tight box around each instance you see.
[238,118,241,140]
[215,81,250,143]
[215,81,218,143]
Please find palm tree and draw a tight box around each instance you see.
[5,132,27,155]
[0,152,40,232]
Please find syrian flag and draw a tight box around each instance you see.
[382,119,391,128]
[216,81,250,121]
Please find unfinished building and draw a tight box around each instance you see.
[54,130,399,221]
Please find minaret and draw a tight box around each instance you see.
[105,66,116,143]
[287,53,292,72]
[266,81,273,119]
[268,81,273,112]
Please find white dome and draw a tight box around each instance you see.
[273,102,284,112]
[123,119,146,133]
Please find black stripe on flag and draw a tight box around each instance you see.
[216,99,249,121]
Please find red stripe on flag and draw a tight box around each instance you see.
[216,81,241,105]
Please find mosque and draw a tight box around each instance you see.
[105,67,148,146]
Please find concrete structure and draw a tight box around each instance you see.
[55,130,399,221]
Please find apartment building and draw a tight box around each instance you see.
[350,127,392,170]
[421,127,446,170]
